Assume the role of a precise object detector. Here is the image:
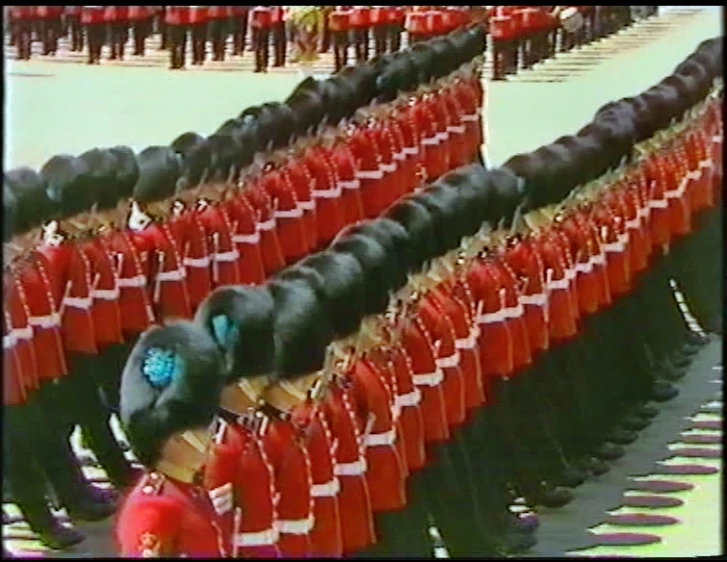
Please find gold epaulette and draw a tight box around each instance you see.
[140,471,166,496]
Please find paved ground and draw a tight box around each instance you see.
[3,6,723,558]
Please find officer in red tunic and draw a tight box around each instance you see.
[208,6,229,61]
[351,6,371,63]
[271,6,287,67]
[35,5,63,55]
[251,6,272,72]
[81,6,105,64]
[189,6,209,65]
[387,6,404,52]
[329,7,352,72]
[64,6,84,51]
[165,6,187,69]
[230,5,250,56]
[115,321,229,557]
[104,5,128,60]
[10,6,33,59]
[129,6,151,56]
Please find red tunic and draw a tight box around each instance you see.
[560,216,600,317]
[196,203,241,289]
[260,417,314,558]
[393,105,423,194]
[250,6,272,28]
[261,169,308,266]
[205,418,280,558]
[643,154,672,250]
[223,193,267,285]
[322,384,376,554]
[493,258,532,372]
[348,127,386,220]
[292,404,343,558]
[303,145,346,248]
[281,158,317,253]
[115,472,228,557]
[167,211,212,313]
[347,357,407,512]
[330,141,365,228]
[538,232,578,343]
[4,274,40,393]
[245,182,286,277]
[3,311,28,407]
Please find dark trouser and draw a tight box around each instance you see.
[320,16,331,52]
[389,22,403,52]
[208,19,227,60]
[332,29,349,72]
[359,499,432,557]
[231,12,249,55]
[132,18,152,55]
[373,23,387,56]
[492,39,517,80]
[38,354,132,488]
[169,24,187,68]
[272,21,286,66]
[4,401,64,533]
[109,22,127,60]
[85,23,105,63]
[190,22,207,64]
[158,13,168,49]
[12,387,98,512]
[252,27,270,71]
[353,27,369,63]
[39,17,61,54]
[14,19,32,59]
[67,15,83,51]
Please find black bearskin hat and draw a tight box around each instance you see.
[5,167,55,233]
[108,146,140,200]
[4,185,18,242]
[344,219,410,292]
[120,321,226,468]
[41,154,94,219]
[485,167,525,226]
[194,285,277,382]
[385,198,436,271]
[133,146,182,204]
[79,148,120,212]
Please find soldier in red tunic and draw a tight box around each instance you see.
[64,6,84,52]
[387,6,404,52]
[81,6,105,64]
[35,5,63,55]
[351,6,371,63]
[271,6,287,67]
[10,6,33,59]
[329,7,351,72]
[208,6,229,61]
[104,5,128,61]
[115,321,228,557]
[230,6,250,56]
[129,6,151,56]
[251,6,272,73]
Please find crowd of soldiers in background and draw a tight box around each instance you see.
[6,6,659,76]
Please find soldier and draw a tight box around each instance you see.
[351,6,371,63]
[271,5,287,67]
[81,5,105,64]
[165,6,188,69]
[65,5,84,52]
[406,7,429,46]
[115,321,228,557]
[387,5,404,53]
[36,5,63,55]
[38,154,137,489]
[329,6,352,72]
[207,6,228,62]
[371,6,389,57]
[189,6,209,65]
[129,6,152,56]
[251,5,272,72]
[319,6,334,52]
[10,6,33,60]
[105,5,127,61]
[230,5,250,56]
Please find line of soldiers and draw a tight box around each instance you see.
[4,28,722,558]
[489,6,652,80]
[2,24,487,552]
[109,35,721,557]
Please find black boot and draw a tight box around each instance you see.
[605,427,639,445]
[592,442,625,461]
[577,455,611,476]
[526,483,574,509]
[36,521,86,551]
[619,413,652,431]
[652,380,680,402]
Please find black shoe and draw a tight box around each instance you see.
[66,497,116,522]
[661,360,687,382]
[514,512,540,533]
[592,442,625,461]
[680,342,701,357]
[500,528,537,554]
[620,414,651,431]
[37,522,85,550]
[528,485,573,508]
[558,465,588,488]
[671,353,692,370]
[605,428,639,445]
[632,403,659,418]
[652,380,680,402]
[578,455,611,476]
[685,331,709,346]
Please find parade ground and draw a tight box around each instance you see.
[3,6,723,558]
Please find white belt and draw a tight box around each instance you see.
[436,131,449,142]
[234,528,279,547]
[62,295,93,310]
[547,277,570,291]
[592,253,606,266]
[156,268,186,282]
[403,146,419,156]
[338,179,361,191]
[392,151,406,162]
[275,514,314,536]
[575,261,594,274]
[312,187,341,199]
[334,458,367,476]
[380,162,397,174]
[455,332,478,350]
[412,368,444,387]
[565,268,577,281]
[233,232,260,244]
[421,136,440,147]
[618,233,629,246]
[215,249,240,263]
[603,240,625,254]
[298,199,316,210]
[3,334,15,349]
[183,255,210,268]
[699,158,713,169]
[274,207,304,219]
[118,274,147,288]
[712,134,723,142]
[396,388,422,408]
[520,292,548,306]
[356,169,384,180]
[686,170,701,181]
[93,287,119,301]
[311,477,340,498]
[364,428,396,447]
[460,113,479,123]
[502,303,524,319]
[391,401,401,421]
[28,312,61,329]
[12,326,33,341]
[625,218,641,230]
[478,309,507,324]
[257,218,276,231]
[472,325,481,339]
[436,351,460,369]
[648,199,668,209]
[447,124,466,134]
[637,207,650,219]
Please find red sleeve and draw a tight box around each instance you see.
[116,496,181,558]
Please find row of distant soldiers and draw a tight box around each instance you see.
[7,6,481,72]
[4,23,723,560]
